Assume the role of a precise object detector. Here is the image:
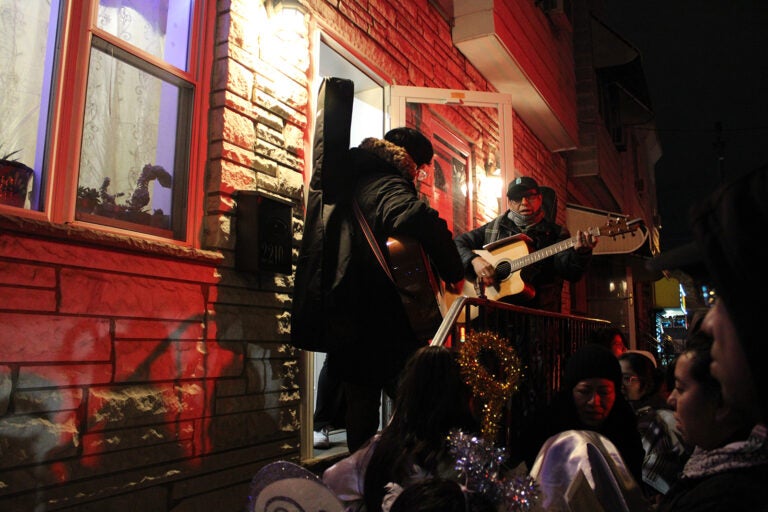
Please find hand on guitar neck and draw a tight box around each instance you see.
[471,229,598,288]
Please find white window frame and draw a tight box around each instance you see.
[0,0,210,247]
[389,85,515,191]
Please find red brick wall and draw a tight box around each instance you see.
[0,0,574,510]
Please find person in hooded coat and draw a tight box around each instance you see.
[297,127,464,453]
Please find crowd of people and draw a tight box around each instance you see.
[289,126,768,511]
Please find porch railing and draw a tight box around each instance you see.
[430,294,610,459]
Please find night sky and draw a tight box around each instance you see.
[601,1,768,250]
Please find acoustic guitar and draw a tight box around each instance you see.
[443,217,643,320]
[385,235,447,340]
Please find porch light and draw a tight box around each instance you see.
[267,0,306,17]
[267,0,307,41]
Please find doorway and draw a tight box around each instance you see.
[304,36,514,461]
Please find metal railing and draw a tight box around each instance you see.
[430,294,610,452]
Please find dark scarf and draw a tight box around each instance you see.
[507,208,545,230]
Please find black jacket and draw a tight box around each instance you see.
[658,464,768,512]
[297,137,463,386]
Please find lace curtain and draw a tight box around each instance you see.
[0,0,51,166]
[79,0,167,198]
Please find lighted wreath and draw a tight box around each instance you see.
[457,330,522,440]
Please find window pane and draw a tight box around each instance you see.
[97,0,193,71]
[0,0,60,211]
[77,44,188,239]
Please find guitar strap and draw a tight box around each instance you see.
[485,214,504,245]
[352,200,396,284]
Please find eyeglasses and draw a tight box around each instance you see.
[573,386,614,400]
[416,163,431,182]
[509,192,540,203]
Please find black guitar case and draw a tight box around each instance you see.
[290,77,356,352]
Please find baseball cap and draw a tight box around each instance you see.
[507,176,540,200]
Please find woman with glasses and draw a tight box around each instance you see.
[620,351,689,503]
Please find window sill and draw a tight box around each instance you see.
[76,212,173,239]
[0,213,223,265]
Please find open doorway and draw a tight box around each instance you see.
[304,37,514,461]
[308,40,387,459]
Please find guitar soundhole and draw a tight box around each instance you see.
[494,261,511,281]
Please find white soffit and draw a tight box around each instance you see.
[452,1,576,152]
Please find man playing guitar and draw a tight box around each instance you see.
[454,176,597,313]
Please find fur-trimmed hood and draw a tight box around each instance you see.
[358,137,418,180]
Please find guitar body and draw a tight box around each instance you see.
[442,240,536,322]
[471,241,536,302]
[386,235,446,340]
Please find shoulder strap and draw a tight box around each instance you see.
[352,200,395,283]
[484,214,504,245]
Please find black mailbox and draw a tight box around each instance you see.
[235,191,293,274]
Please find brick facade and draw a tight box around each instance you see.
[0,0,656,510]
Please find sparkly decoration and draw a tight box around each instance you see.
[447,429,540,512]
[457,330,522,439]
[500,475,541,512]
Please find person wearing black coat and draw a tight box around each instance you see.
[318,127,464,453]
[514,344,645,485]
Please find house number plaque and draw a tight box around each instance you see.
[235,192,292,274]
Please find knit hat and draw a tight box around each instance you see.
[384,127,434,167]
[564,344,623,391]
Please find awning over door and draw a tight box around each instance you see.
[591,14,653,123]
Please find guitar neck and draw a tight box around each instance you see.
[508,228,599,272]
[507,238,572,272]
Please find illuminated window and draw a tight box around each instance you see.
[0,0,205,242]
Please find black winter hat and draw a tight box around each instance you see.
[384,127,434,167]
[564,344,622,391]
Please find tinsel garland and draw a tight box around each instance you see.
[457,330,522,439]
[447,429,539,512]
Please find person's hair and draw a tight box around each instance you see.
[589,326,627,353]
[363,346,479,512]
[619,351,659,398]
[384,127,434,166]
[389,477,497,512]
[683,327,721,399]
[389,478,466,512]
